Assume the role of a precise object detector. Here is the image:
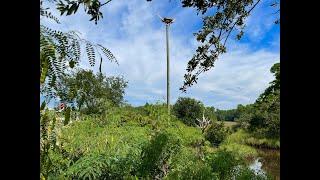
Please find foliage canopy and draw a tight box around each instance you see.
[173,97,205,126]
[55,69,128,114]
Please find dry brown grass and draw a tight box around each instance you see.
[218,121,239,128]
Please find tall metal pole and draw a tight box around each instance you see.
[166,23,170,116]
[159,17,174,117]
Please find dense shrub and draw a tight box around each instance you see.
[173,97,204,126]
[46,149,71,178]
[166,121,204,146]
[60,119,151,156]
[64,153,109,179]
[103,103,175,130]
[166,146,217,180]
[205,121,228,146]
[51,117,152,178]
[234,166,269,180]
[206,149,243,179]
[40,110,60,179]
[206,149,270,180]
[64,151,141,179]
[142,103,172,127]
[138,131,181,179]
[169,146,198,171]
[166,161,217,180]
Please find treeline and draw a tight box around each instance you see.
[171,62,280,139]
[215,109,239,121]
[237,63,280,138]
[216,62,281,139]
[41,62,279,140]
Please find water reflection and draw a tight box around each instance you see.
[249,149,280,180]
[249,158,266,175]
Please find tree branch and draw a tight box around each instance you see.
[222,0,262,46]
[100,0,112,7]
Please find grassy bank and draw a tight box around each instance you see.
[222,129,280,150]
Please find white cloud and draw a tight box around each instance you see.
[244,1,278,41]
[188,49,279,109]
[41,0,279,109]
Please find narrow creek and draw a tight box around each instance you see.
[249,148,280,179]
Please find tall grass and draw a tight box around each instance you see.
[223,129,280,149]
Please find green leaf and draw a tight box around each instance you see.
[69,60,75,68]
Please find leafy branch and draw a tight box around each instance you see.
[56,0,113,24]
[180,0,264,92]
[40,0,117,99]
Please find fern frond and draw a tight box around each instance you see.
[72,39,81,62]
[41,10,61,24]
[65,154,108,179]
[40,24,117,100]
[85,42,96,66]
[97,44,118,64]
[40,0,60,23]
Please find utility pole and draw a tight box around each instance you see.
[160,17,174,117]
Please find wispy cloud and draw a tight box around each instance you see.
[41,0,280,109]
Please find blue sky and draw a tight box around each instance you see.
[41,0,279,110]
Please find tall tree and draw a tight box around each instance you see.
[55,70,128,114]
[237,62,280,138]
[256,62,280,103]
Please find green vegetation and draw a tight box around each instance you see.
[172,97,204,126]
[40,107,275,179]
[216,108,239,121]
[54,69,127,114]
[40,0,117,96]
[205,121,228,146]
[237,63,280,139]
[40,63,280,179]
[40,1,279,179]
